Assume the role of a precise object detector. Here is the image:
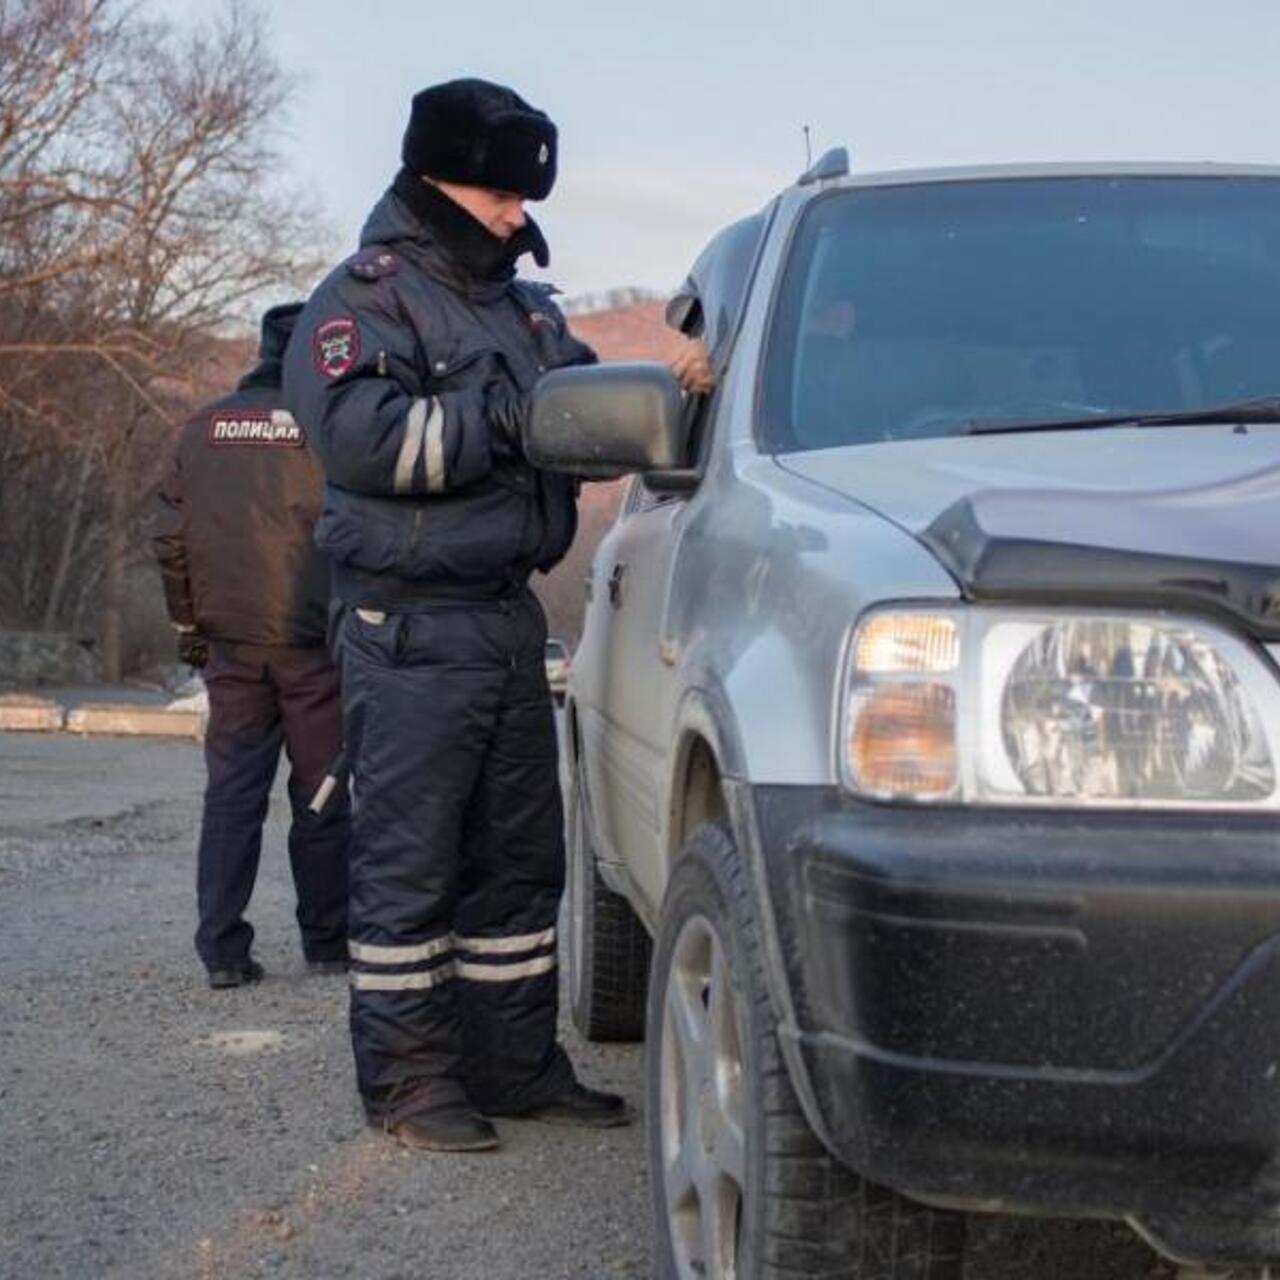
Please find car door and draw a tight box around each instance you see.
[589,480,688,913]
[583,205,775,915]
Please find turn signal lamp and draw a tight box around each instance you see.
[846,682,957,797]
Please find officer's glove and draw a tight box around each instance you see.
[485,382,530,457]
[174,625,209,669]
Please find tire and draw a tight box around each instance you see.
[647,822,966,1280]
[566,752,651,1041]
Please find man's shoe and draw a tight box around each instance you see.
[488,1081,631,1129]
[306,958,349,976]
[207,959,265,990]
[376,1105,500,1153]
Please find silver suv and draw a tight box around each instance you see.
[530,157,1280,1279]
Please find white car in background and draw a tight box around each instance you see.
[544,638,570,703]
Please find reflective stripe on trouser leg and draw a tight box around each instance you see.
[349,934,456,990]
[453,927,559,984]
[339,611,508,1118]
[454,605,574,1113]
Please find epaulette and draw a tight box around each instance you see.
[346,248,399,282]
[512,280,564,332]
[517,280,562,304]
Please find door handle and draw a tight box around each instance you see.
[608,562,627,607]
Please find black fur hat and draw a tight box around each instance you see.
[401,78,557,201]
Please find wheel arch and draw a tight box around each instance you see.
[664,684,747,869]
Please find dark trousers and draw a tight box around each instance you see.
[195,641,350,970]
[338,593,573,1122]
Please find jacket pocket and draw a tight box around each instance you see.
[421,343,503,392]
[314,492,404,573]
[401,483,532,584]
[535,471,578,572]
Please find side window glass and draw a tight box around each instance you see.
[663,203,776,476]
[667,206,772,368]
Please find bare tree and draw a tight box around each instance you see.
[88,5,322,677]
[0,0,125,300]
[0,0,325,678]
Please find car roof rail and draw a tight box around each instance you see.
[798,146,850,186]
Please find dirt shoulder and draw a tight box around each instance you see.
[0,731,1185,1279]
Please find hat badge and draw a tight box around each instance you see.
[537,142,549,165]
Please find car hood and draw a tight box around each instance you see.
[777,425,1280,639]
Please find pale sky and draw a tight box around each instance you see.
[161,0,1280,298]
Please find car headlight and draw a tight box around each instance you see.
[840,607,1280,808]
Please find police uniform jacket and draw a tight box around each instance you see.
[283,170,596,610]
[153,338,330,647]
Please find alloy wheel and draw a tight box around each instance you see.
[659,913,747,1280]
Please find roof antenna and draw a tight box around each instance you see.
[803,124,813,169]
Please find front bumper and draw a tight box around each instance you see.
[750,787,1280,1265]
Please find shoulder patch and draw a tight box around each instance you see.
[346,248,399,282]
[513,280,564,334]
[312,316,361,379]
[208,410,304,448]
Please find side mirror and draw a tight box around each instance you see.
[527,362,686,479]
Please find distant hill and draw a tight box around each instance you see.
[568,299,685,364]
[560,286,665,317]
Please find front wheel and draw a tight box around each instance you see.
[647,823,966,1280]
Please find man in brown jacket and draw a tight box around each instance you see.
[154,303,349,989]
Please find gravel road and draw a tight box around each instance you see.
[0,730,1214,1278]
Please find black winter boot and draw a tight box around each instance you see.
[486,1080,630,1129]
[377,1103,500,1153]
[207,959,265,990]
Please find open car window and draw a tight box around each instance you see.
[667,204,774,369]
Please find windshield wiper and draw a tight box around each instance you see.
[961,395,1280,437]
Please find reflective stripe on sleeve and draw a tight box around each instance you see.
[423,399,446,493]
[456,955,556,983]
[454,927,556,956]
[394,398,429,494]
[349,935,452,965]
[351,962,456,992]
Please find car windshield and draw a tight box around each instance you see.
[545,641,567,659]
[760,176,1280,451]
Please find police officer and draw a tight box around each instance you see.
[154,304,350,990]
[284,79,626,1152]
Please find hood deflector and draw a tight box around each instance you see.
[920,465,1280,641]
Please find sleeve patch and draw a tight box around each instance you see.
[313,317,361,378]
[208,411,304,447]
[346,249,399,281]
